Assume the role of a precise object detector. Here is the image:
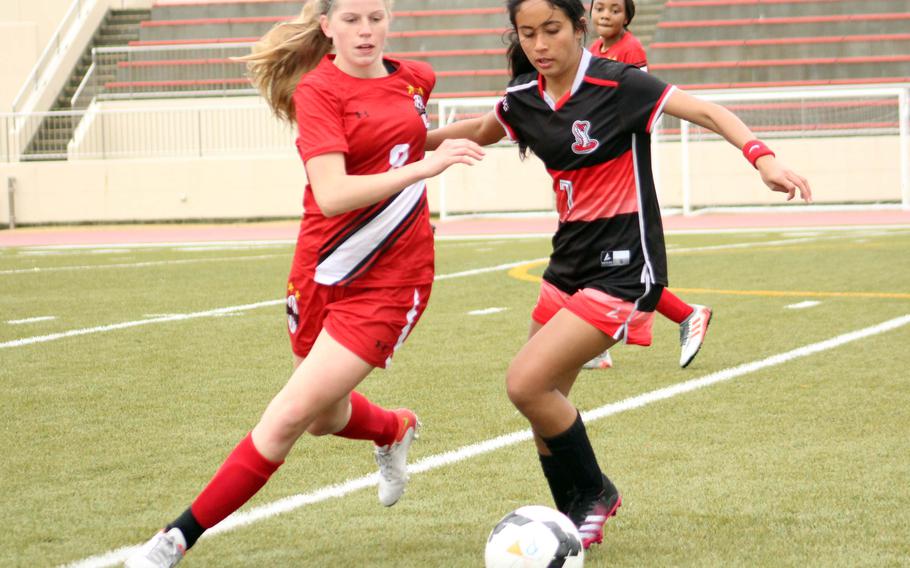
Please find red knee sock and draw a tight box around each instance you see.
[334,391,399,447]
[656,289,694,324]
[190,433,283,529]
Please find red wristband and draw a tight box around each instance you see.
[742,139,775,169]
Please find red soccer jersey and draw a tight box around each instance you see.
[292,55,436,287]
[589,31,648,70]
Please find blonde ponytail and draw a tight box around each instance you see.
[238,0,335,123]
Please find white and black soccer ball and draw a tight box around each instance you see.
[484,505,584,568]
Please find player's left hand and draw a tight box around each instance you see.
[757,156,812,203]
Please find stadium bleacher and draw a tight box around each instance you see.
[19,0,910,161]
[88,0,910,102]
[649,0,910,88]
[113,0,512,96]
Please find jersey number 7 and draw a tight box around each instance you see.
[559,179,575,212]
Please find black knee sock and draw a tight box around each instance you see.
[539,453,576,514]
[542,411,605,497]
[167,508,205,550]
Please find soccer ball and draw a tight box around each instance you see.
[484,505,584,568]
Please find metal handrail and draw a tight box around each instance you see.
[11,0,93,113]
[94,41,256,54]
[71,61,97,109]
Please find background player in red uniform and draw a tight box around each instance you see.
[126,1,483,566]
[427,0,811,550]
[585,0,712,371]
[590,0,647,70]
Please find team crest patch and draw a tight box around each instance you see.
[409,85,431,128]
[571,120,599,154]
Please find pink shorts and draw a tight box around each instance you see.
[531,280,654,346]
[286,277,432,369]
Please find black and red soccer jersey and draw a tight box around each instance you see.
[495,50,675,305]
[292,55,436,287]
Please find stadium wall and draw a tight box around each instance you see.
[0,0,73,112]
[0,135,902,226]
[1,0,153,113]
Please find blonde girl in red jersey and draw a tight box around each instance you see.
[586,0,714,371]
[126,1,483,565]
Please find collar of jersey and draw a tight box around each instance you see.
[537,49,592,112]
[323,54,402,80]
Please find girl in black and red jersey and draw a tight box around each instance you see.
[427,0,811,551]
[127,1,483,565]
[585,0,714,371]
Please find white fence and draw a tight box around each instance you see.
[438,84,910,215]
[3,84,909,214]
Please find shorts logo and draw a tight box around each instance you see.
[571,120,599,155]
[286,283,300,334]
[601,250,631,267]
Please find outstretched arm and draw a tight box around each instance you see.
[306,138,485,217]
[426,111,506,151]
[663,89,813,203]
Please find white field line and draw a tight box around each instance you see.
[61,313,910,568]
[468,307,508,316]
[5,228,896,276]
[15,224,910,254]
[787,301,822,310]
[669,235,834,254]
[0,260,547,350]
[0,234,881,350]
[0,301,284,349]
[0,260,545,350]
[6,316,57,325]
[25,240,296,250]
[16,222,909,254]
[435,258,549,280]
[0,253,287,275]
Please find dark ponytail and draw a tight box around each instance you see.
[506,32,536,79]
[504,0,588,158]
[624,0,636,28]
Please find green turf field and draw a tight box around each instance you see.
[1,227,909,567]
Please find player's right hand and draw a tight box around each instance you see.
[758,156,813,203]
[423,138,485,177]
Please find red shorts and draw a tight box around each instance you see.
[531,280,654,346]
[286,277,432,369]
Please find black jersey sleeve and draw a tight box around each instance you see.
[494,95,520,143]
[616,65,674,135]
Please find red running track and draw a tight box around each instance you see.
[0,209,908,248]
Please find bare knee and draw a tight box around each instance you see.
[506,359,540,412]
[257,395,319,451]
[305,412,340,437]
[305,396,350,437]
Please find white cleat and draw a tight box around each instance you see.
[374,408,419,507]
[124,528,186,568]
[679,305,713,368]
[582,350,613,370]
